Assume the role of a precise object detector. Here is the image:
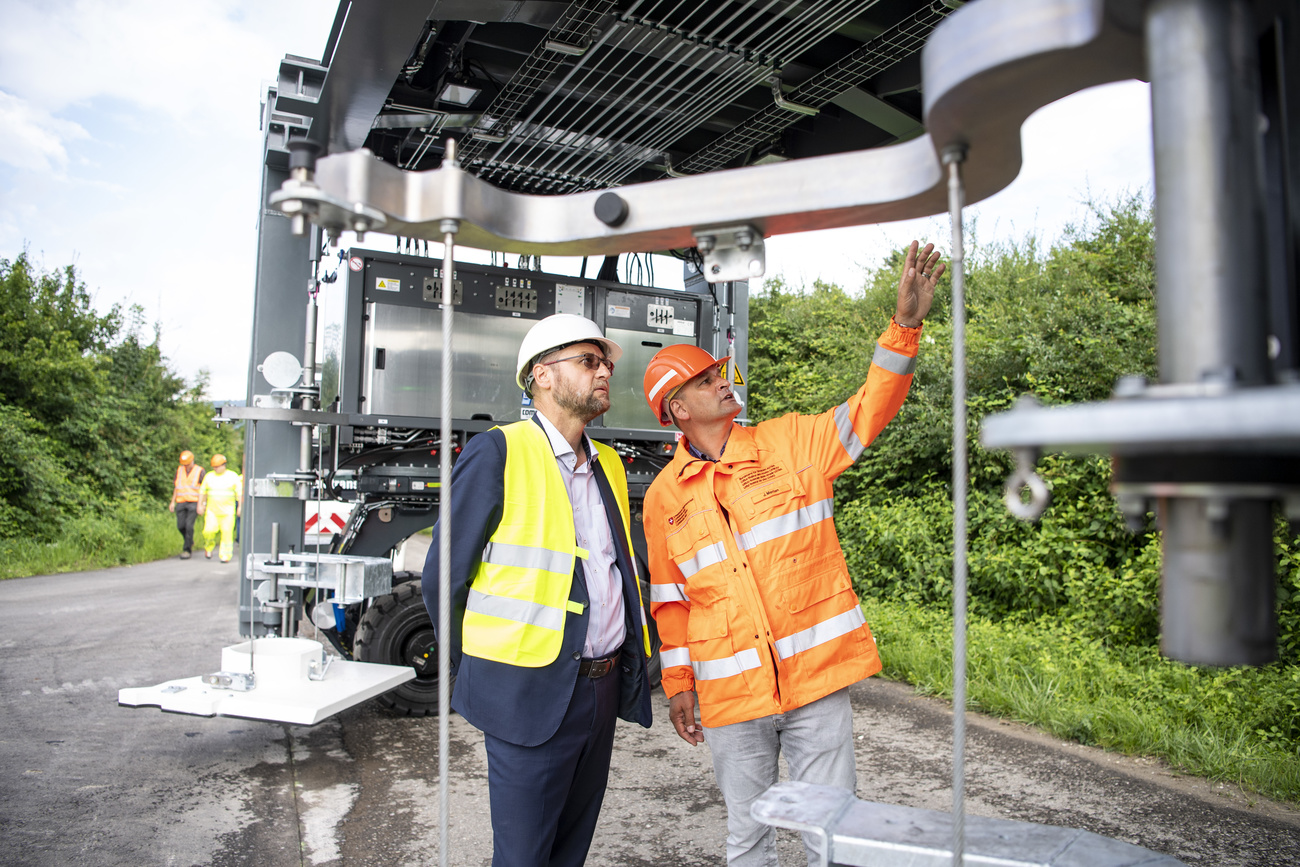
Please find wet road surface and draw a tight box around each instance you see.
[1,558,1297,866]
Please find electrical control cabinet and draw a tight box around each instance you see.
[318,249,745,438]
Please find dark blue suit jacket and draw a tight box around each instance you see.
[421,420,653,747]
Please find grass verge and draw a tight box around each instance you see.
[863,597,1300,805]
[0,502,185,579]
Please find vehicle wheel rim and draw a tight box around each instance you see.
[402,626,439,681]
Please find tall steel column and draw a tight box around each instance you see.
[239,98,311,636]
[1147,0,1275,665]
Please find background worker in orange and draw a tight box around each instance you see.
[197,454,242,562]
[168,450,205,560]
[642,241,944,866]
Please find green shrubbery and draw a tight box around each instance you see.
[749,196,1300,801]
[864,599,1300,801]
[0,252,240,573]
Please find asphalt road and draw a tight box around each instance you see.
[1,556,1298,867]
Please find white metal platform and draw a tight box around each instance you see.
[118,637,415,726]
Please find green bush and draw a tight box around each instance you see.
[0,496,179,579]
[0,251,242,567]
[862,598,1300,802]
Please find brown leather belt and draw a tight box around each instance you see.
[577,652,620,679]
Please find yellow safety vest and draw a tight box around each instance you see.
[461,421,652,667]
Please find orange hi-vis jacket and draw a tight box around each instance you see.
[173,465,204,503]
[645,320,920,728]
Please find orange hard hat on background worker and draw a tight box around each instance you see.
[210,454,227,468]
[642,344,731,425]
[179,450,194,465]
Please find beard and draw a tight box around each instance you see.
[552,374,610,422]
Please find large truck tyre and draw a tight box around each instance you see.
[354,579,443,716]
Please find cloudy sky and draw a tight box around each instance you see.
[0,1,1153,401]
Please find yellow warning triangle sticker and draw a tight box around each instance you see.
[729,361,745,387]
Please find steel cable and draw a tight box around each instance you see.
[945,146,968,867]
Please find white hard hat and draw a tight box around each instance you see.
[516,314,623,392]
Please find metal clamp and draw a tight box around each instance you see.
[201,671,256,692]
[693,225,765,283]
[307,652,334,682]
[269,158,389,242]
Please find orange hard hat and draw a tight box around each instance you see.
[179,450,194,465]
[210,454,227,468]
[642,344,731,426]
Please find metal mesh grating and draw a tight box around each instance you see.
[677,0,952,174]
[460,0,888,194]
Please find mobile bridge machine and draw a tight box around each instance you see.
[123,0,1299,864]
[226,0,968,718]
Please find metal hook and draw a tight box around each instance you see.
[1004,448,1051,521]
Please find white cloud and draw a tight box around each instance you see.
[0,90,89,172]
[0,0,327,132]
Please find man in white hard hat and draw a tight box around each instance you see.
[422,313,654,867]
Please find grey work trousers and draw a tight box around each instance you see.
[702,687,857,867]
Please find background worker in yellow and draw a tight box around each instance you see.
[197,454,242,562]
[168,450,205,559]
[641,241,944,867]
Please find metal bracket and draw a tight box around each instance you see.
[250,478,300,498]
[693,225,765,283]
[269,169,388,242]
[770,76,819,116]
[307,652,334,682]
[200,671,256,692]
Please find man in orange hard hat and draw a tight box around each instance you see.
[642,241,944,866]
[197,454,242,563]
[169,450,205,560]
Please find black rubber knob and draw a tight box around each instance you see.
[594,191,629,227]
[288,138,323,171]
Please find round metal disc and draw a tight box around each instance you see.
[260,350,303,389]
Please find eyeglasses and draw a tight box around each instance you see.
[542,352,615,375]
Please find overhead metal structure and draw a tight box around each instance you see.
[265,0,960,194]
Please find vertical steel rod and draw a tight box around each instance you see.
[437,137,459,867]
[943,145,968,867]
[248,420,257,672]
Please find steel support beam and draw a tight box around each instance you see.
[242,108,311,636]
[1146,0,1275,665]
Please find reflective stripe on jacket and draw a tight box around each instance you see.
[200,471,242,515]
[462,421,651,667]
[645,320,920,728]
[173,465,204,503]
